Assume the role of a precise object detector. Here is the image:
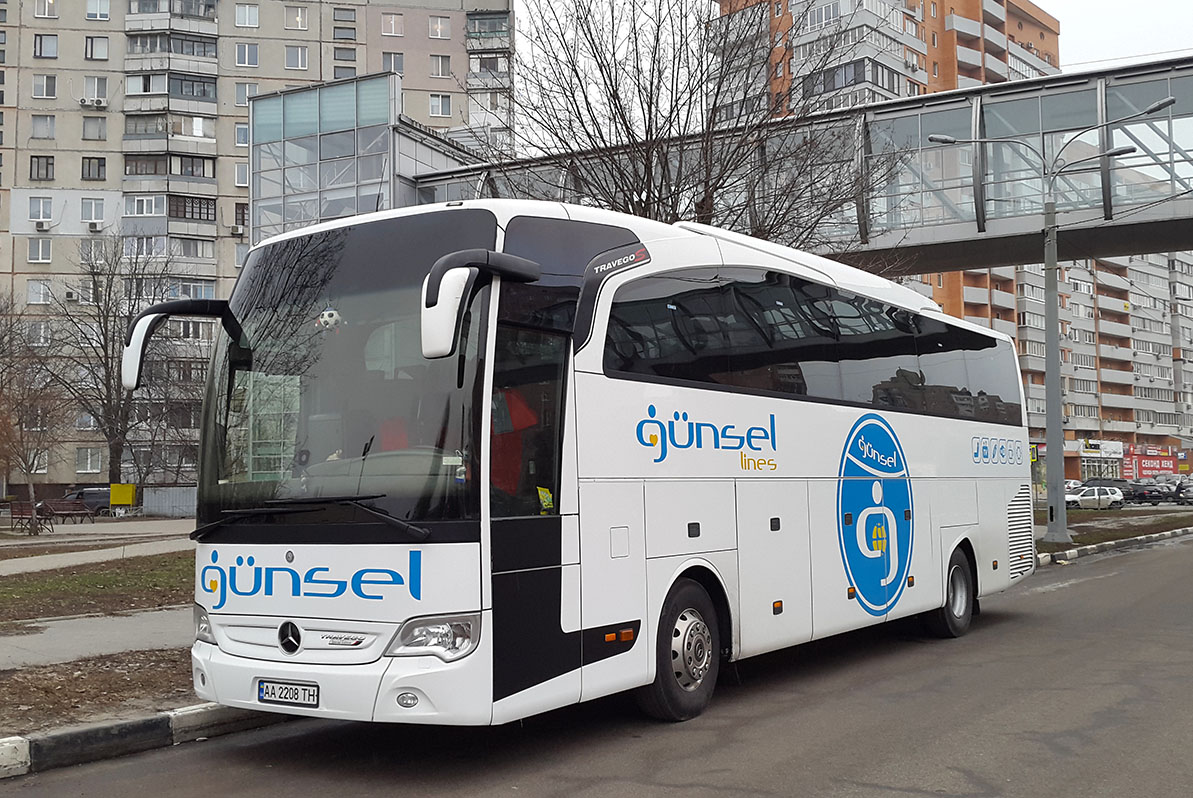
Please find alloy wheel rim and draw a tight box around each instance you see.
[671,607,712,691]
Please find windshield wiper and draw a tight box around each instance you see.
[264,493,431,541]
[191,506,316,541]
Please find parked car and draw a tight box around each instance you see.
[1065,486,1122,510]
[1132,483,1166,505]
[59,487,111,516]
[1082,478,1136,502]
[1064,479,1084,492]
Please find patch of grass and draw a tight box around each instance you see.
[0,552,192,623]
[1036,512,1193,554]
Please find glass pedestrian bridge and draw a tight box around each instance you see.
[414,55,1193,274]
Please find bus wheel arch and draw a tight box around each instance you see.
[924,542,976,638]
[676,564,733,662]
[635,575,722,722]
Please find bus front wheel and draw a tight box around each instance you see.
[924,547,974,638]
[634,578,720,722]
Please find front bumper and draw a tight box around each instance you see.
[191,611,494,725]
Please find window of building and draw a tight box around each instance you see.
[171,318,213,340]
[171,279,216,300]
[235,242,249,267]
[429,16,450,39]
[382,12,403,36]
[932,61,939,77]
[35,0,58,19]
[28,238,52,263]
[930,1,937,17]
[285,46,308,70]
[82,116,107,141]
[235,82,258,106]
[31,114,55,139]
[85,36,109,60]
[168,195,217,221]
[383,52,403,74]
[85,75,108,100]
[125,113,167,136]
[172,238,215,259]
[82,157,106,181]
[334,47,356,61]
[125,194,166,216]
[170,74,216,99]
[77,412,98,431]
[235,4,258,27]
[80,197,104,222]
[236,42,259,67]
[33,74,57,98]
[235,162,249,186]
[333,27,356,40]
[33,35,58,61]
[285,6,308,29]
[30,156,54,181]
[932,32,938,47]
[27,321,50,348]
[127,73,167,95]
[87,0,110,20]
[29,196,53,222]
[77,447,103,474]
[171,35,217,57]
[431,54,450,77]
[429,93,451,117]
[334,7,355,21]
[123,235,167,258]
[333,66,356,79]
[127,33,168,54]
[470,54,508,74]
[235,203,249,227]
[27,279,51,305]
[170,155,215,178]
[235,122,249,146]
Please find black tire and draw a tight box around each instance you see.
[634,578,720,722]
[924,547,975,638]
[1110,501,1123,509]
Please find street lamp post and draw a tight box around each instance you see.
[929,95,1175,545]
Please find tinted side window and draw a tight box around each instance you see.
[833,294,920,409]
[917,318,1023,425]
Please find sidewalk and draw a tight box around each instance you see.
[0,518,194,577]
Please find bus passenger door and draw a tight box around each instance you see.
[735,480,812,658]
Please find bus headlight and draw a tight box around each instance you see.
[193,604,216,645]
[386,613,480,661]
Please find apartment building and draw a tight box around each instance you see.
[0,0,511,491]
[722,0,1060,116]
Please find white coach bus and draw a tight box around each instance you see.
[123,200,1034,724]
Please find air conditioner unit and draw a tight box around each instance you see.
[88,221,102,234]
[79,97,92,107]
[1134,374,1141,380]
[93,98,108,108]
[34,220,50,232]
[230,225,245,236]
[1063,416,1070,423]
[64,290,79,302]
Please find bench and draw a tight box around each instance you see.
[9,502,54,536]
[44,499,96,523]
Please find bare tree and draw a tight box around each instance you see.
[31,232,208,485]
[0,291,70,524]
[466,0,905,252]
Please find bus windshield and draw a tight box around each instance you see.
[197,210,498,533]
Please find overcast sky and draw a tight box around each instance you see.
[1040,0,1193,71]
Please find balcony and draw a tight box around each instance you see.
[1099,319,1132,338]
[466,71,512,90]
[1100,343,1133,361]
[1095,270,1130,291]
[991,289,1015,310]
[465,32,512,53]
[982,0,1007,24]
[965,315,992,329]
[991,265,1016,280]
[1101,420,1136,433]
[1099,368,1134,386]
[956,45,983,70]
[945,13,981,40]
[125,54,218,77]
[1100,393,1136,410]
[1097,294,1132,314]
[1069,416,1100,431]
[124,95,170,114]
[984,53,1008,81]
[983,25,1007,53]
[963,285,988,305]
[1019,354,1044,373]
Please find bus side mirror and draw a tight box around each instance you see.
[421,249,541,359]
[421,267,478,359]
[122,312,169,391]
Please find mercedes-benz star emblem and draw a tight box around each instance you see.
[278,621,302,654]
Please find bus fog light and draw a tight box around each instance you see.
[386,613,480,661]
[396,692,419,708]
[194,604,216,645]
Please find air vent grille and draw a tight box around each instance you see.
[1007,484,1035,579]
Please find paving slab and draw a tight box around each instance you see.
[0,607,193,670]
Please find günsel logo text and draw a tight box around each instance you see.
[636,404,778,471]
[837,414,913,617]
[200,550,422,611]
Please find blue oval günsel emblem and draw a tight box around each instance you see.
[837,414,913,617]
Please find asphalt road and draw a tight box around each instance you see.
[12,537,1193,798]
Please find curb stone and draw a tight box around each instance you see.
[1036,525,1193,567]
[0,703,290,780]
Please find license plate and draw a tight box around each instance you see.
[258,679,319,707]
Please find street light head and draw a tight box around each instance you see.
[1104,145,1137,158]
[927,134,957,145]
[1144,96,1177,115]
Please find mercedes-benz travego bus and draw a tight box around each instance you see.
[123,200,1034,724]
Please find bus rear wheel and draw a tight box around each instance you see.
[924,547,974,638]
[634,578,720,722]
